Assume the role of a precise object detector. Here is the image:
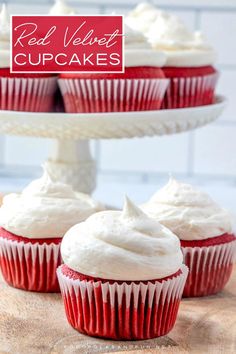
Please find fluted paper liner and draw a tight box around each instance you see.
[162,73,218,109]
[0,236,61,292]
[59,78,169,113]
[182,239,236,297]
[57,264,188,340]
[0,76,57,112]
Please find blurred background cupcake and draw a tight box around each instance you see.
[126,3,218,109]
[0,4,57,112]
[142,177,236,297]
[0,167,102,292]
[57,197,188,340]
[58,24,168,113]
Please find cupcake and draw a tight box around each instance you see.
[0,168,101,292]
[58,25,168,113]
[126,3,218,108]
[142,178,236,297]
[57,197,188,340]
[0,4,57,112]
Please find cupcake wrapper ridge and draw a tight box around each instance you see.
[57,264,188,340]
[0,236,61,292]
[182,239,236,297]
[0,76,57,112]
[59,78,169,113]
[161,73,219,109]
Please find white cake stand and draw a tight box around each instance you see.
[0,95,226,193]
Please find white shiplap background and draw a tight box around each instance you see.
[0,0,236,202]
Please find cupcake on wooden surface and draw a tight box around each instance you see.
[57,197,188,340]
[142,177,236,297]
[0,167,102,292]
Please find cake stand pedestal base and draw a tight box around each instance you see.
[44,140,96,194]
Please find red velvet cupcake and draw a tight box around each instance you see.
[0,227,61,292]
[181,233,236,297]
[0,168,102,292]
[57,197,188,340]
[127,3,218,109]
[0,69,57,112]
[161,65,218,109]
[142,178,236,297]
[58,25,168,113]
[0,5,57,112]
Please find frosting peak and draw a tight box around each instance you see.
[49,0,76,15]
[0,169,102,239]
[0,3,10,68]
[61,198,183,281]
[142,178,232,240]
[122,196,145,219]
[0,4,9,32]
[22,168,76,199]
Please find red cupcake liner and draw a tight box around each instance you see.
[0,233,62,292]
[58,78,169,113]
[161,73,219,109]
[182,238,236,297]
[57,264,188,340]
[0,76,57,112]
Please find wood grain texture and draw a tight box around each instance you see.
[0,267,235,354]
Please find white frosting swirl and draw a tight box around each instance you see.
[0,4,10,68]
[142,178,232,241]
[61,197,183,281]
[126,3,216,67]
[124,24,166,67]
[49,0,76,15]
[126,3,160,35]
[0,170,102,239]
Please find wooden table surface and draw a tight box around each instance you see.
[0,267,235,354]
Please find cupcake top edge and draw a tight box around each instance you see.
[141,177,232,241]
[0,4,10,68]
[126,2,216,67]
[0,166,102,239]
[61,196,183,281]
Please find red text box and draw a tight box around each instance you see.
[11,15,124,73]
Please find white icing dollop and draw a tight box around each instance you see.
[142,178,232,241]
[126,3,161,34]
[0,4,10,68]
[0,169,102,239]
[126,3,216,67]
[49,0,76,15]
[124,24,166,67]
[61,197,183,281]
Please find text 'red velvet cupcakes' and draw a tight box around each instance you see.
[58,25,169,113]
[142,177,236,297]
[0,168,102,292]
[57,197,188,340]
[126,3,218,109]
[0,5,57,112]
